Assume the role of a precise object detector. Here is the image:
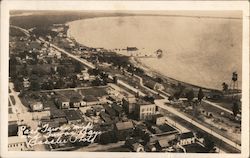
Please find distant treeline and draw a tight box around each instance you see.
[10,11,135,29]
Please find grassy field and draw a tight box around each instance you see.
[77,87,108,97]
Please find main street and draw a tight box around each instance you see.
[9,82,48,129]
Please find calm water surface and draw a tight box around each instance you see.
[68,15,242,90]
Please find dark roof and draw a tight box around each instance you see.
[179,132,195,139]
[70,96,82,102]
[92,105,103,112]
[107,96,116,102]
[183,143,209,153]
[100,111,112,123]
[135,124,147,130]
[47,121,60,128]
[50,109,66,118]
[103,105,116,116]
[136,99,152,106]
[153,113,164,119]
[144,80,157,89]
[57,96,70,102]
[83,95,99,102]
[64,109,82,121]
[8,124,18,137]
[158,124,176,133]
[111,103,123,114]
[116,121,134,131]
[53,117,68,124]
[43,100,56,109]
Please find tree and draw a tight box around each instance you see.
[30,80,40,91]
[232,100,240,118]
[203,136,215,152]
[55,78,64,89]
[41,80,54,90]
[186,89,194,106]
[91,78,102,86]
[155,77,163,83]
[197,88,204,103]
[88,68,100,76]
[50,67,55,75]
[143,96,155,103]
[74,62,82,73]
[57,66,66,76]
[222,82,229,92]
[19,66,28,77]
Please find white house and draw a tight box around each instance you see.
[30,101,43,111]
[177,132,196,146]
[77,70,90,81]
[56,97,70,109]
[152,114,166,125]
[8,136,27,151]
[23,77,30,88]
[48,49,61,59]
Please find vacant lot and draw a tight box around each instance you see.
[77,87,108,97]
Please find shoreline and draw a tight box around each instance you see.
[66,25,224,92]
[66,19,241,92]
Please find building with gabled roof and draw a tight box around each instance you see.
[144,80,164,91]
[50,108,66,119]
[64,109,82,124]
[125,138,145,152]
[111,103,124,117]
[115,121,134,141]
[83,95,99,106]
[103,104,116,117]
[99,111,113,124]
[55,96,70,109]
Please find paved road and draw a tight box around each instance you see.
[154,99,241,151]
[134,74,158,95]
[133,71,240,117]
[10,25,30,37]
[9,82,45,129]
[117,79,146,97]
[10,25,95,69]
[39,37,96,69]
[39,85,108,93]
[134,74,171,99]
